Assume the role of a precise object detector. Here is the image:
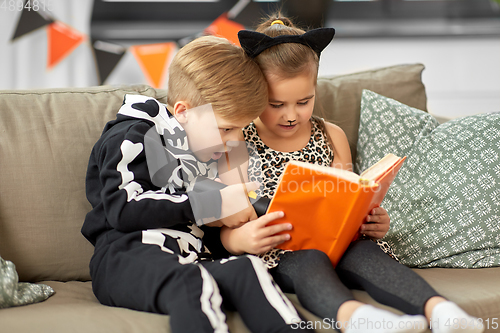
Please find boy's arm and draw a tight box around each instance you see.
[217,132,249,185]
[97,123,217,232]
[199,225,232,259]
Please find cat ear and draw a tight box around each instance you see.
[302,28,336,56]
[238,30,274,58]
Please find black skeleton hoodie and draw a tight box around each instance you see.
[82,94,226,262]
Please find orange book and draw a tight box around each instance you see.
[266,153,406,267]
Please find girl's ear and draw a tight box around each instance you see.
[173,101,190,124]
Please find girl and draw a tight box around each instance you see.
[219,15,484,333]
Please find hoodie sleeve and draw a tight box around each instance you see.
[95,121,221,233]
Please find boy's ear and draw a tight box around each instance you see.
[172,101,190,123]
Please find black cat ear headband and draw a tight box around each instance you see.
[238,24,335,59]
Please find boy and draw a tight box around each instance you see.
[81,36,306,333]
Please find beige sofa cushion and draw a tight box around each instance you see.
[314,63,427,161]
[0,281,172,333]
[0,85,161,282]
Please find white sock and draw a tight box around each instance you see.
[344,304,428,333]
[430,301,484,333]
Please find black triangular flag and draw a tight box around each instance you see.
[11,0,54,41]
[91,39,126,85]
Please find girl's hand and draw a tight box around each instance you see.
[360,206,390,240]
[220,211,292,255]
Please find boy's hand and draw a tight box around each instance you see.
[360,206,390,239]
[218,181,259,228]
[204,220,224,227]
[220,211,292,255]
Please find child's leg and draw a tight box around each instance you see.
[336,239,440,315]
[91,232,228,333]
[271,249,428,333]
[200,255,313,333]
[337,240,484,332]
[270,249,355,322]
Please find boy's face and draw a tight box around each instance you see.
[178,103,252,162]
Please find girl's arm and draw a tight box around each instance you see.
[324,122,353,171]
[361,206,391,239]
[324,121,390,239]
[220,212,292,255]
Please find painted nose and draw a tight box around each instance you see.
[283,107,298,123]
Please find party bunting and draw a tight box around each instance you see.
[10,0,259,85]
[204,13,245,46]
[46,21,86,69]
[92,39,127,85]
[130,42,176,89]
[11,0,54,41]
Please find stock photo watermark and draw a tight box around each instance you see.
[290,317,499,331]
[2,0,54,11]
[290,317,427,331]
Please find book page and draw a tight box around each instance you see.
[359,153,401,181]
[287,160,361,184]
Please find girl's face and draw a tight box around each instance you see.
[258,72,316,139]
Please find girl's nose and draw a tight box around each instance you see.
[283,107,297,122]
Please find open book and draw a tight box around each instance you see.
[266,153,406,266]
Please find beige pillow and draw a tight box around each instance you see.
[314,63,427,162]
[0,85,159,282]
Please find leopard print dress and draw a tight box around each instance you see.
[243,117,399,269]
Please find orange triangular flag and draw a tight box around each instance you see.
[204,13,244,46]
[130,42,176,89]
[46,21,85,69]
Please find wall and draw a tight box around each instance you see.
[1,0,499,119]
[319,37,500,119]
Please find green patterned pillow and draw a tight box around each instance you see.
[0,256,55,308]
[356,90,500,268]
[355,89,439,174]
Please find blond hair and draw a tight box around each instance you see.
[254,14,319,81]
[167,36,268,121]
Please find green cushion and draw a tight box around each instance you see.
[0,256,54,309]
[356,90,500,268]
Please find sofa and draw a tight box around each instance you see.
[0,63,499,333]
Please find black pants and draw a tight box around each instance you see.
[270,239,440,323]
[90,231,312,333]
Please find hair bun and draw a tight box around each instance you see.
[260,14,295,30]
